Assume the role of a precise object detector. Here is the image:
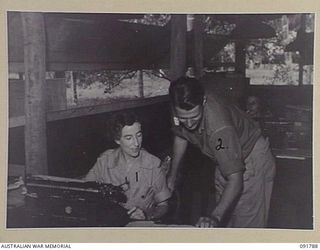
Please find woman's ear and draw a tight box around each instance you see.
[115,139,120,145]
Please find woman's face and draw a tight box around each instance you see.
[116,122,143,158]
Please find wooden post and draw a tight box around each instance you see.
[235,40,246,77]
[21,12,48,175]
[138,70,144,98]
[170,14,187,81]
[298,14,306,86]
[71,71,78,105]
[18,73,24,80]
[193,15,204,79]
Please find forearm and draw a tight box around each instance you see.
[169,156,183,182]
[168,136,188,181]
[211,172,243,222]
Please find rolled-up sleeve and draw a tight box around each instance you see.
[209,126,245,178]
[152,167,172,204]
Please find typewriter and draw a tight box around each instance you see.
[24,175,129,227]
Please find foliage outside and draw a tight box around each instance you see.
[64,14,314,108]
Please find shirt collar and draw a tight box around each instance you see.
[118,148,142,171]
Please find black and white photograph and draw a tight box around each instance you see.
[5,9,315,236]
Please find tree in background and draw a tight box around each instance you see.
[65,13,315,105]
[204,14,314,85]
[65,14,171,102]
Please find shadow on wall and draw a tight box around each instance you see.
[8,101,173,178]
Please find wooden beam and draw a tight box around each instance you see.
[138,70,144,98]
[193,15,204,79]
[170,15,187,81]
[21,12,48,175]
[299,14,307,86]
[9,62,163,73]
[235,40,246,77]
[9,95,170,128]
[71,72,79,105]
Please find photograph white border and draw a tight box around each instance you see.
[0,0,319,243]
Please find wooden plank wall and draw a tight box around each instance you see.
[8,100,173,178]
[9,79,67,117]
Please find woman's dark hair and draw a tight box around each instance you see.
[169,77,204,110]
[111,112,140,140]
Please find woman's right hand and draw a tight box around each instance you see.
[127,207,146,220]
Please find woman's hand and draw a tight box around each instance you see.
[127,207,146,220]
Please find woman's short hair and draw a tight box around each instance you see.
[111,112,140,140]
[169,77,204,110]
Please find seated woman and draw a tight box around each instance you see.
[84,112,171,221]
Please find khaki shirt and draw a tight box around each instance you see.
[84,148,171,211]
[172,90,261,177]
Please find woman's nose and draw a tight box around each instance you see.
[133,136,140,146]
